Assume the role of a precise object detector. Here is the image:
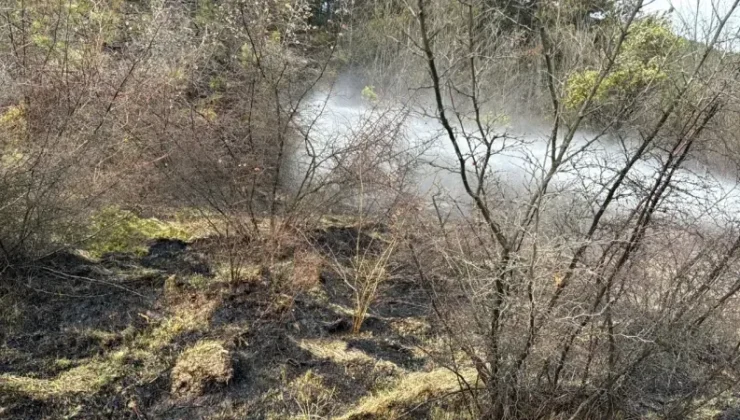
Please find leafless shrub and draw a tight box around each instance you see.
[404,0,740,417]
[0,0,164,268]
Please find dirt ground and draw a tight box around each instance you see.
[0,225,469,420]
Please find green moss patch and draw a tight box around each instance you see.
[85,206,192,257]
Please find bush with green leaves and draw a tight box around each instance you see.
[564,17,685,109]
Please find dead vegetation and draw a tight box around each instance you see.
[2,0,740,418]
[170,340,233,398]
[0,216,459,419]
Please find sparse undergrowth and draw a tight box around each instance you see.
[0,216,466,419]
[3,213,736,419]
[339,368,477,420]
[1,292,218,402]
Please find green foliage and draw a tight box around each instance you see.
[188,274,210,290]
[31,33,54,49]
[239,42,254,68]
[0,105,27,156]
[270,30,282,44]
[565,18,684,109]
[621,18,685,62]
[480,112,511,127]
[0,104,27,170]
[209,76,226,91]
[0,104,25,132]
[6,0,124,69]
[361,85,378,102]
[199,105,218,122]
[195,0,218,28]
[85,207,191,257]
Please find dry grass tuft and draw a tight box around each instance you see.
[339,368,476,420]
[297,338,374,364]
[0,357,126,399]
[170,340,233,397]
[286,369,336,419]
[142,299,217,351]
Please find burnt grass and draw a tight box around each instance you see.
[0,225,438,419]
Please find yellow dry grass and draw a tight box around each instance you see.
[0,299,219,399]
[338,368,477,420]
[171,340,233,397]
[297,338,374,364]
